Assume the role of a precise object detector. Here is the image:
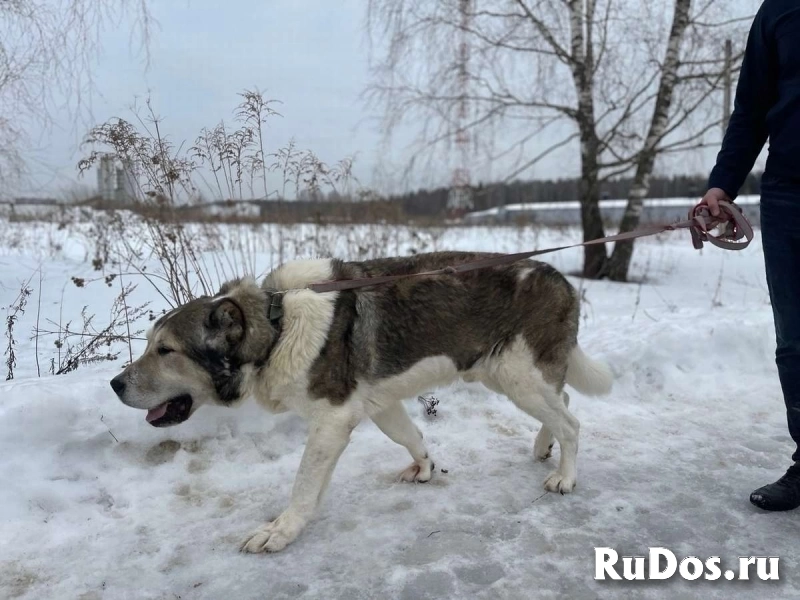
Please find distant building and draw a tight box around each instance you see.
[97,155,115,201]
[97,155,136,203]
[9,197,58,206]
[0,197,60,219]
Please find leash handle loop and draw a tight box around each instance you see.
[688,199,753,251]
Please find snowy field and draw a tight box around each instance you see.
[0,216,797,599]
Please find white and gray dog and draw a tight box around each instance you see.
[110,252,612,553]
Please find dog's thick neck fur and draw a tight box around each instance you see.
[222,263,339,414]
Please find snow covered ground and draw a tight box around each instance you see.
[1,218,797,599]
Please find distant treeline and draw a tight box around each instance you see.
[49,172,762,225]
[394,172,763,216]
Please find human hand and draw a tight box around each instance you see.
[697,187,732,217]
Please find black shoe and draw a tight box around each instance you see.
[750,463,800,511]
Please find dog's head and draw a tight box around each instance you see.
[110,280,277,427]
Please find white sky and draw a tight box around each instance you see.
[14,0,765,199]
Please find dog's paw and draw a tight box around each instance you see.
[543,471,576,494]
[533,432,554,461]
[399,458,434,483]
[240,512,305,554]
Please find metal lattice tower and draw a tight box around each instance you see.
[447,0,474,216]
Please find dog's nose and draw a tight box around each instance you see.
[110,376,126,396]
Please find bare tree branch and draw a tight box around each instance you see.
[504,132,579,181]
[0,0,152,194]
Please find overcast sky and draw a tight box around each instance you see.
[16,0,764,199]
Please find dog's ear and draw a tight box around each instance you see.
[207,298,245,349]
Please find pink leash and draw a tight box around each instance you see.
[306,200,754,293]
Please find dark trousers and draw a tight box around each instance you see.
[761,178,800,463]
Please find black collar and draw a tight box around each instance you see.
[267,291,284,329]
[256,291,284,369]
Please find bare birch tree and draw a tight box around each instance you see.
[0,0,151,193]
[366,0,753,279]
[605,0,751,281]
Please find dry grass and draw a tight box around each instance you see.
[4,276,34,380]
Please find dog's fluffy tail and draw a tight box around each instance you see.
[565,345,613,396]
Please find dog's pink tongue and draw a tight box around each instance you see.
[146,403,168,423]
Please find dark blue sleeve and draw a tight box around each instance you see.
[708,3,777,199]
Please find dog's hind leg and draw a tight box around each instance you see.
[371,401,434,483]
[240,407,357,553]
[510,385,578,493]
[493,340,579,494]
[533,391,570,461]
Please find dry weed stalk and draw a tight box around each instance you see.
[4,276,34,380]
[35,279,149,375]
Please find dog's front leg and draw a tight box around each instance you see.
[240,410,356,553]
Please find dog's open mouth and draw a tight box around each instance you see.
[146,394,193,427]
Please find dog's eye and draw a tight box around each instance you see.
[157,347,174,356]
